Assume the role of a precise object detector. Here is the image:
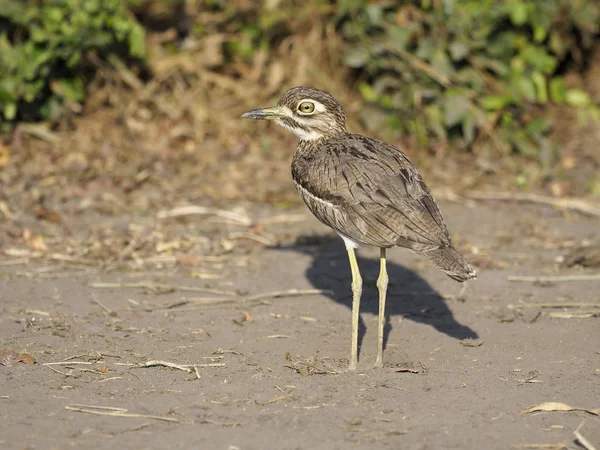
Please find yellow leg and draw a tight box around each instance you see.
[375,248,388,368]
[347,248,362,371]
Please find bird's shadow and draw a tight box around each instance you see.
[276,235,478,360]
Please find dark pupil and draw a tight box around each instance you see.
[303,105,310,110]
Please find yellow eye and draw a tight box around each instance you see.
[298,101,315,114]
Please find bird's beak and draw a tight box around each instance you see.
[241,106,287,120]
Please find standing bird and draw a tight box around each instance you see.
[242,86,476,370]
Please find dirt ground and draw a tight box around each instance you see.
[1,198,599,450]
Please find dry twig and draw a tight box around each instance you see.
[157,205,252,225]
[508,274,600,282]
[574,421,598,450]
[89,281,235,296]
[137,360,226,372]
[65,404,180,423]
[465,191,600,217]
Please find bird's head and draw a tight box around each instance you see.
[241,86,346,141]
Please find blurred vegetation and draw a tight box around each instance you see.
[0,0,145,129]
[339,0,600,156]
[1,0,599,163]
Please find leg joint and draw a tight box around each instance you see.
[376,274,388,290]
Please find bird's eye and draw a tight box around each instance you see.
[298,101,315,114]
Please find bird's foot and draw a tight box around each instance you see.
[373,357,384,369]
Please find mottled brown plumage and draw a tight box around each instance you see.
[242,86,476,369]
[292,132,475,281]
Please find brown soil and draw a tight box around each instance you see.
[1,199,599,449]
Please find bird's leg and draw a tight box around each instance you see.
[375,248,388,368]
[347,248,362,371]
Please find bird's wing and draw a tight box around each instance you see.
[293,135,451,249]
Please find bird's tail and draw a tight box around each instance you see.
[425,246,477,282]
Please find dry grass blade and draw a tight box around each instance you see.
[265,394,295,404]
[65,404,180,423]
[89,281,235,296]
[520,402,599,416]
[508,274,600,282]
[198,419,243,427]
[138,360,192,373]
[460,339,484,347]
[43,361,93,366]
[547,311,598,319]
[465,191,600,217]
[171,288,334,310]
[24,309,50,316]
[511,302,600,309]
[138,360,226,372]
[511,445,568,450]
[0,258,29,266]
[574,421,598,450]
[157,205,252,225]
[242,288,333,302]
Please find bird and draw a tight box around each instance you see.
[242,86,476,370]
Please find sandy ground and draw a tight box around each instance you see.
[1,200,599,450]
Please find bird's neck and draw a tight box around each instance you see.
[297,129,346,145]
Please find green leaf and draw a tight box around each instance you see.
[526,118,551,135]
[462,110,477,145]
[4,102,16,120]
[533,25,547,43]
[424,104,446,139]
[516,76,536,102]
[359,83,377,102]
[565,89,591,107]
[480,95,508,111]
[128,24,145,57]
[549,78,566,103]
[512,132,539,157]
[345,46,370,68]
[51,78,85,102]
[0,86,15,102]
[531,72,547,103]
[443,93,470,127]
[449,41,469,61]
[430,49,453,76]
[521,46,557,74]
[509,2,528,26]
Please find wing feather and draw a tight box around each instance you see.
[292,134,452,250]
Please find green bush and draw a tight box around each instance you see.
[338,0,599,155]
[0,0,145,128]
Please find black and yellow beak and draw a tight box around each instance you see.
[241,106,287,120]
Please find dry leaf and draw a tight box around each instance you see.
[396,367,421,374]
[13,353,35,365]
[232,313,252,326]
[177,255,200,265]
[0,144,10,168]
[395,361,424,374]
[28,234,48,252]
[520,402,599,416]
[22,229,49,252]
[460,339,484,347]
[32,204,62,224]
[0,349,35,366]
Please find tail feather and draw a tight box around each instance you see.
[425,246,477,282]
